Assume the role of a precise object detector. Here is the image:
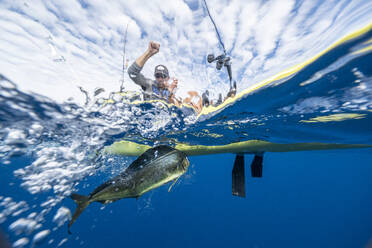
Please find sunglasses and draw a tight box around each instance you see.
[155,73,167,79]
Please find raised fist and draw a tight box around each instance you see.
[148,41,160,56]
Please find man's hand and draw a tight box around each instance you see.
[169,78,178,93]
[147,41,160,56]
[135,41,160,67]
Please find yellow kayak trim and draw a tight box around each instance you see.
[300,113,367,123]
[104,140,372,157]
[352,44,372,55]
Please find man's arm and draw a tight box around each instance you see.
[136,41,159,67]
[128,41,160,89]
[127,62,150,90]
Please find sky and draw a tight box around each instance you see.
[0,0,371,105]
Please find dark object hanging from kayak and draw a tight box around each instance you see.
[232,153,264,197]
[251,154,263,178]
[232,154,245,197]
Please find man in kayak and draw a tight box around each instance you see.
[127,41,178,103]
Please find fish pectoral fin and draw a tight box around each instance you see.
[97,199,118,204]
[168,176,181,193]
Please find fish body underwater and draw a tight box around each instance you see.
[68,145,190,232]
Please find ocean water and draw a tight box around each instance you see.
[1,10,372,248]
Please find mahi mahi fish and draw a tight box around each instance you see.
[68,145,190,232]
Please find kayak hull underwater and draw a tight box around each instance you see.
[104,140,372,157]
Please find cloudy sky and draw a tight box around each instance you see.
[0,0,371,105]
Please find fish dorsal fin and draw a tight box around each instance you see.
[126,145,175,172]
[168,176,181,193]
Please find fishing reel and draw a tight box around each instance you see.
[207,53,233,86]
[207,54,231,70]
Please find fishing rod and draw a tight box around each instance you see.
[120,22,129,92]
[203,0,236,94]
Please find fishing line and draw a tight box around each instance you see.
[202,0,226,55]
[120,22,130,92]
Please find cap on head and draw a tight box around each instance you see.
[154,65,169,78]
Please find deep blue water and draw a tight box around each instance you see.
[1,24,372,248]
[1,151,372,247]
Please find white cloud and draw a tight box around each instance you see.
[255,0,294,56]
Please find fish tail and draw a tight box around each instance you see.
[68,193,90,234]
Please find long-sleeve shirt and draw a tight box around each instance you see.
[127,62,170,101]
